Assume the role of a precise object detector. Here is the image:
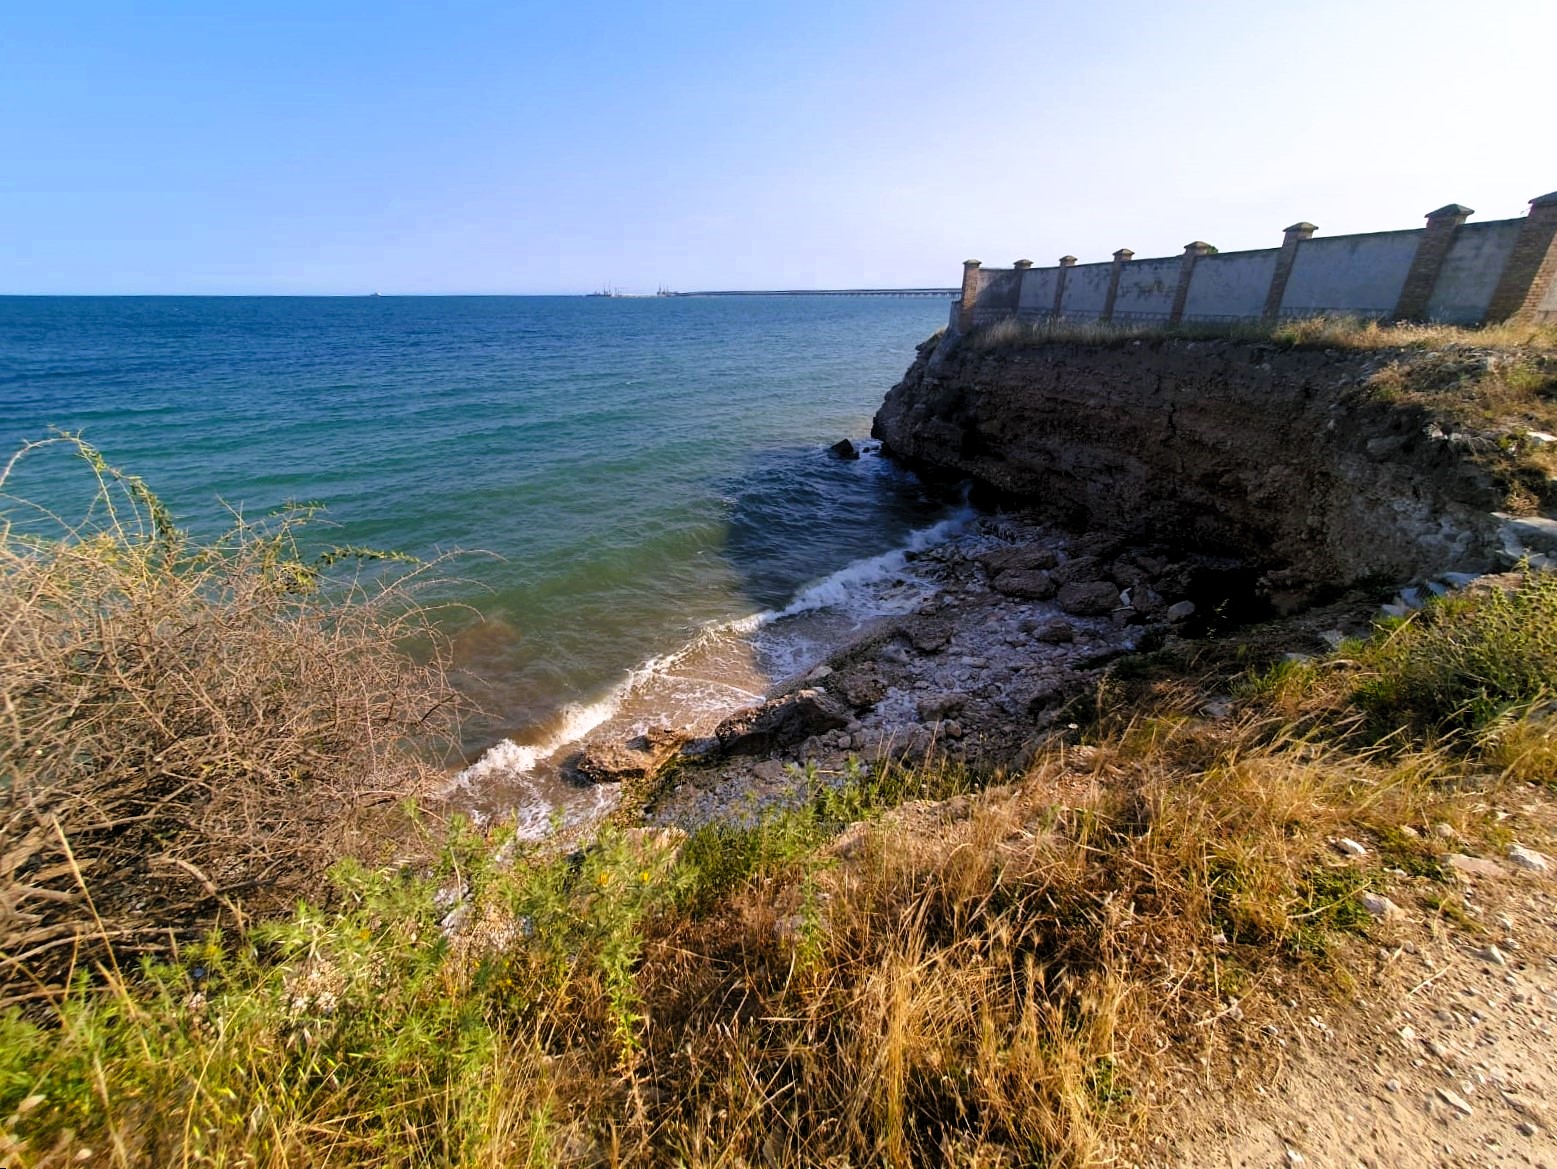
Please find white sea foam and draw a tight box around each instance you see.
[452,506,975,793]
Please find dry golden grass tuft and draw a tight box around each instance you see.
[965,313,1557,352]
[0,436,462,1004]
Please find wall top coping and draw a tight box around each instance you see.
[1530,191,1557,208]
[1059,255,1078,265]
[1426,203,1474,219]
[1113,248,1135,259]
[1284,222,1318,234]
[1194,246,1284,261]
[1184,241,1215,253]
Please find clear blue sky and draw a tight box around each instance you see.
[3,0,1553,295]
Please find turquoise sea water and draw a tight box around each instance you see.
[1,295,958,824]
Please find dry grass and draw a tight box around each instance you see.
[2,441,1553,1166]
[965,313,1557,352]
[0,437,462,1005]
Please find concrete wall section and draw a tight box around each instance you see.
[977,268,1021,308]
[1278,230,1421,317]
[1111,256,1183,319]
[1182,250,1279,320]
[1018,267,1060,313]
[1425,219,1522,324]
[1058,262,1112,316]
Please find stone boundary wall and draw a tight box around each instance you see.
[951,189,1557,335]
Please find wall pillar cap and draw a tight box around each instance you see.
[1058,255,1078,266]
[963,259,982,268]
[1183,241,1214,254]
[1013,259,1034,269]
[1528,191,1557,208]
[1284,222,1317,234]
[1113,248,1135,259]
[1426,204,1473,220]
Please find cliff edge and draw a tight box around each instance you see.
[873,328,1557,606]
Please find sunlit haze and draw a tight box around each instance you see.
[4,0,1553,294]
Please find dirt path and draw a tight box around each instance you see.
[1163,810,1557,1169]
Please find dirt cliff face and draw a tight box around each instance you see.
[873,334,1515,601]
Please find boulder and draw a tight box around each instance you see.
[992,568,1056,600]
[977,545,1059,574]
[1051,555,1105,586]
[916,692,965,721]
[572,725,687,784]
[715,689,851,757]
[1056,580,1122,616]
[829,438,860,460]
[839,669,887,711]
[1032,619,1074,644]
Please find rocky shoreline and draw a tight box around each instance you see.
[557,509,1330,829]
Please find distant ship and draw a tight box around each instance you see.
[584,285,619,298]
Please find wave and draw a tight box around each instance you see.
[451,504,974,791]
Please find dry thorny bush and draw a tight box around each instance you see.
[0,436,462,1003]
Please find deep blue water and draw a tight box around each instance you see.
[0,295,955,807]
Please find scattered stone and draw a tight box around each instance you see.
[909,623,953,653]
[992,567,1056,600]
[1284,1148,1305,1166]
[1447,854,1508,879]
[1360,892,1403,920]
[1318,628,1347,648]
[806,664,833,682]
[1385,1079,1401,1093]
[1436,1086,1474,1116]
[715,690,850,756]
[1478,945,1508,966]
[1517,1121,1540,1138]
[839,670,887,711]
[1202,698,1234,721]
[1335,837,1367,858]
[1032,619,1075,644]
[1398,1024,1417,1043]
[941,719,964,739]
[1056,580,1121,617]
[572,726,688,784]
[1051,555,1104,586]
[751,759,788,783]
[916,692,965,721]
[1507,845,1550,873]
[1167,600,1196,622]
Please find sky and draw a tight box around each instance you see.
[3,0,1554,295]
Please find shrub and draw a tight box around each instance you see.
[0,437,462,1002]
[1354,570,1557,735]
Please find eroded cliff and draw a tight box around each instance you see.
[873,332,1557,604]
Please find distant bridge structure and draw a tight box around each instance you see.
[671,288,959,298]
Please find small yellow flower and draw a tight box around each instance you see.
[639,869,652,884]
[597,871,611,888]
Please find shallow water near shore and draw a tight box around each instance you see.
[1,294,955,824]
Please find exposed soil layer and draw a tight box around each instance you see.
[871,336,1552,609]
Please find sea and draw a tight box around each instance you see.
[0,294,964,832]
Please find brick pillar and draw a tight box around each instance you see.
[1051,255,1077,318]
[1262,222,1316,323]
[1392,204,1472,322]
[1169,241,1213,325]
[1485,192,1557,323]
[1012,259,1033,317]
[957,259,982,333]
[1102,248,1133,322]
